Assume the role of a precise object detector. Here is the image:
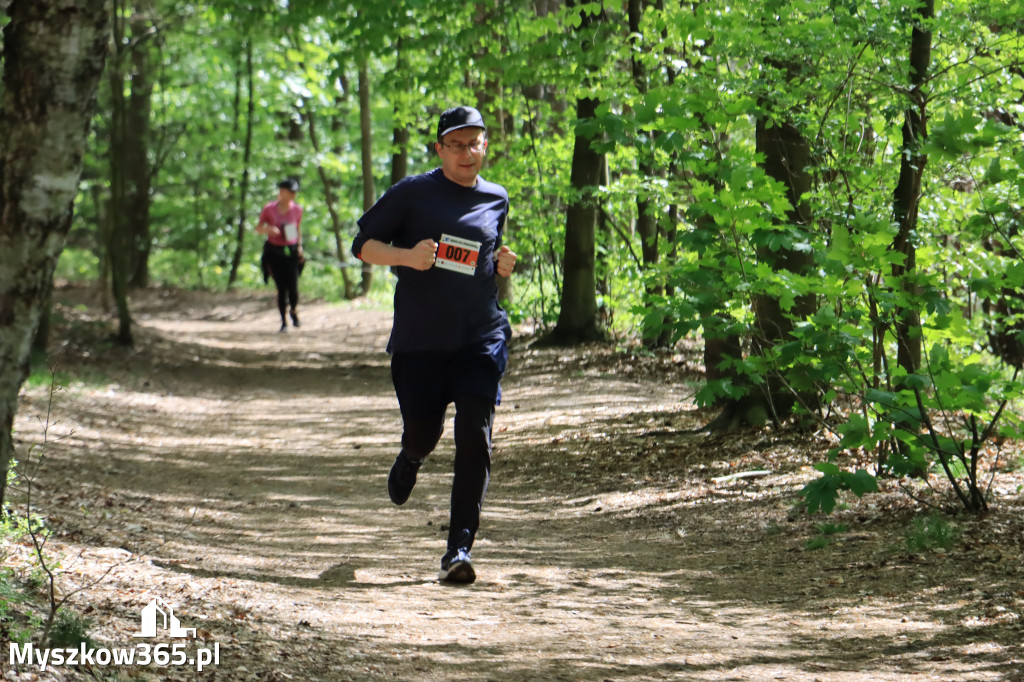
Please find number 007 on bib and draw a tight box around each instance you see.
[434,234,482,275]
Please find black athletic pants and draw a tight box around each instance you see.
[264,243,299,322]
[391,348,501,553]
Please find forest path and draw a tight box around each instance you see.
[8,288,1023,681]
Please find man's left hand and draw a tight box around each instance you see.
[495,245,517,277]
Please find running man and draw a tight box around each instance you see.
[352,106,517,584]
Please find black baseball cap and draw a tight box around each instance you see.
[278,177,300,192]
[437,106,486,140]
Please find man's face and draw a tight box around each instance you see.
[278,188,296,203]
[436,127,487,187]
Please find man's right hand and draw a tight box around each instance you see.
[406,239,438,271]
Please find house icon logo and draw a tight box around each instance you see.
[133,597,196,638]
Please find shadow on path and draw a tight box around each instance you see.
[11,291,1023,682]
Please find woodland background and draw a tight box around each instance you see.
[2,0,1024,554]
[1,2,1024,676]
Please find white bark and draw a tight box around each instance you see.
[0,0,110,505]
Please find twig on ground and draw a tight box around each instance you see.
[711,469,772,484]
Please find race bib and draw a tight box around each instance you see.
[283,223,298,242]
[434,234,482,275]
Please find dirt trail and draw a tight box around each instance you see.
[6,288,1024,681]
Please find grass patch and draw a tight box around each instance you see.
[47,608,95,649]
[905,513,960,552]
[1,513,43,645]
[805,522,849,550]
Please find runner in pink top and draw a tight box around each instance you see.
[256,177,304,332]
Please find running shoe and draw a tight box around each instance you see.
[439,547,476,584]
[387,451,423,505]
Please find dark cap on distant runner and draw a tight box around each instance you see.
[278,177,300,192]
[437,106,486,140]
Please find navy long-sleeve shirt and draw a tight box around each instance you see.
[352,168,512,355]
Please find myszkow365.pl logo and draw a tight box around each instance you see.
[9,597,221,673]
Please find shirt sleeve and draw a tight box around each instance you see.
[352,180,411,260]
[258,203,273,227]
[494,198,509,255]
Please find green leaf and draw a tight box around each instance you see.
[984,157,1007,184]
[814,462,841,475]
[840,469,878,497]
[801,475,841,515]
[865,389,898,408]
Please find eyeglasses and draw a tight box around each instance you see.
[441,140,486,154]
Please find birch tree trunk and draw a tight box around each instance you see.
[0,0,111,507]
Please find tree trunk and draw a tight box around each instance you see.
[305,107,358,299]
[697,198,742,400]
[190,151,208,287]
[882,0,933,473]
[891,0,934,377]
[91,182,112,310]
[672,0,741,393]
[545,0,605,345]
[107,0,134,346]
[390,125,409,187]
[357,56,375,296]
[629,0,668,347]
[32,295,52,355]
[471,4,513,307]
[752,115,815,417]
[228,39,254,287]
[390,37,410,188]
[693,154,740,403]
[125,4,155,289]
[596,156,612,327]
[0,0,110,507]
[548,94,604,344]
[983,222,1024,368]
[704,111,817,431]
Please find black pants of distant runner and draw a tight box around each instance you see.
[264,243,299,323]
[391,347,502,554]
